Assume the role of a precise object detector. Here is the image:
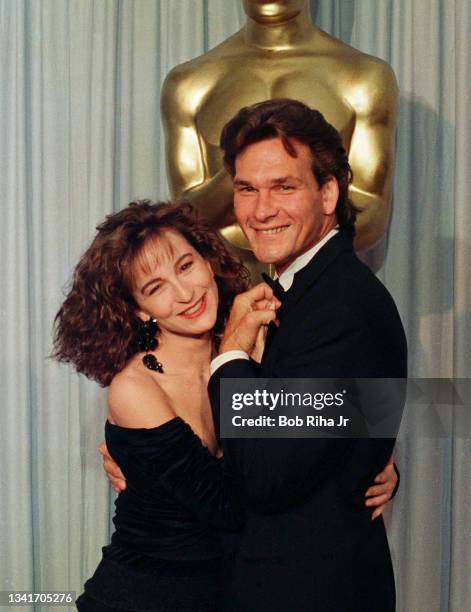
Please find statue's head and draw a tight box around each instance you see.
[242,0,308,24]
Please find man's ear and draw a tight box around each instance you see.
[321,177,340,215]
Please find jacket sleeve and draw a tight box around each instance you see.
[208,359,353,512]
[208,309,405,512]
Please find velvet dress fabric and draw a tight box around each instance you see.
[76,418,241,611]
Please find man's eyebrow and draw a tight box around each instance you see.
[233,179,252,187]
[233,176,303,187]
[140,252,192,293]
[271,176,302,185]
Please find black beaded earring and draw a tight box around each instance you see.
[136,318,164,373]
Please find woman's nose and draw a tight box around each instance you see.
[173,279,194,302]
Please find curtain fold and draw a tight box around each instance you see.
[1,1,469,610]
[450,1,471,610]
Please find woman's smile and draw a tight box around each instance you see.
[178,293,207,319]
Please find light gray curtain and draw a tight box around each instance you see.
[315,3,471,611]
[1,1,469,611]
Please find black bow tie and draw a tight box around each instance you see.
[261,272,285,302]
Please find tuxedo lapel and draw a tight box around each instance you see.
[261,230,354,373]
[279,230,353,316]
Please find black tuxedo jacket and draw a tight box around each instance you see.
[209,230,407,611]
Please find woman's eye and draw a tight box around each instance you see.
[181,261,193,271]
[148,285,161,295]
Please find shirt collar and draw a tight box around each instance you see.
[275,227,339,291]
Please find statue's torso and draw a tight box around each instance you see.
[192,50,359,177]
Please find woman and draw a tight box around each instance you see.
[54,200,254,611]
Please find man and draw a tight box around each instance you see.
[102,100,404,610]
[161,0,398,282]
[206,99,407,611]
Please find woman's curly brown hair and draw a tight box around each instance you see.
[53,200,250,387]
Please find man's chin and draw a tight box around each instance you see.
[252,246,287,266]
[254,252,281,266]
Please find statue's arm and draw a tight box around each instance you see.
[347,61,399,251]
[160,68,234,227]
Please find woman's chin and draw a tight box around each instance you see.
[171,315,217,338]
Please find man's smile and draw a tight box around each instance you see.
[252,225,290,235]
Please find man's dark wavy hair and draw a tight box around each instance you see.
[220,98,357,231]
[53,200,250,387]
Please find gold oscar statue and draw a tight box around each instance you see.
[161,0,398,280]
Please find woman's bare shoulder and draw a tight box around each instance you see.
[108,364,175,429]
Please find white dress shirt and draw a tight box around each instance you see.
[210,227,339,375]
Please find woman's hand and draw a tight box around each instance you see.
[98,441,127,493]
[219,283,280,356]
[365,455,398,520]
[249,294,279,362]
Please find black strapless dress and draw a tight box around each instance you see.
[76,417,241,612]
